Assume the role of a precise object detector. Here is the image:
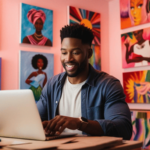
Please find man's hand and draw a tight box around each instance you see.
[42,115,81,136]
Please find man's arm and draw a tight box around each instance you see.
[96,79,132,140]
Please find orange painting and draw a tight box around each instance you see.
[120,0,150,29]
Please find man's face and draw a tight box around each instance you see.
[60,38,91,77]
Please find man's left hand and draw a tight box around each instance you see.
[42,115,81,135]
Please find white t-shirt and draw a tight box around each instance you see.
[58,77,86,135]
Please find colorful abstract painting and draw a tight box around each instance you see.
[68,6,100,45]
[20,3,53,46]
[131,110,150,149]
[120,0,150,29]
[121,27,150,68]
[20,51,54,102]
[123,70,150,103]
[0,58,1,90]
[89,45,101,70]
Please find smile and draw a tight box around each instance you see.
[66,64,75,71]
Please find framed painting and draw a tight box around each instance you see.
[120,0,150,29]
[131,110,150,149]
[20,51,54,102]
[20,3,53,46]
[68,6,101,45]
[121,27,150,68]
[89,45,101,70]
[123,70,150,103]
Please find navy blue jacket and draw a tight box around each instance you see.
[37,64,132,140]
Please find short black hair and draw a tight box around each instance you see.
[60,24,94,46]
[31,54,48,70]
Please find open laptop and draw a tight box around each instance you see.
[0,89,76,140]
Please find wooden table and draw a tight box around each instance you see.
[0,136,143,150]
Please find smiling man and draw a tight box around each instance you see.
[37,24,132,140]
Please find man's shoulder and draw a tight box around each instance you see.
[47,72,66,85]
[95,70,119,82]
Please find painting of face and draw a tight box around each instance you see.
[130,0,144,25]
[20,3,53,46]
[121,27,150,68]
[20,51,54,102]
[123,70,150,103]
[120,0,150,29]
[131,110,150,149]
[37,58,44,70]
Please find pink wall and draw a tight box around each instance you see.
[108,0,150,110]
[0,0,109,90]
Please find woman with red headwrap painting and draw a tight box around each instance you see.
[23,9,52,46]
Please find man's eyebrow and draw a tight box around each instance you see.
[61,48,82,51]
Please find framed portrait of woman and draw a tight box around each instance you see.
[20,3,53,46]
[123,70,150,103]
[121,27,150,68]
[120,0,150,29]
[19,51,54,102]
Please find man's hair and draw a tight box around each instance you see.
[31,54,48,70]
[60,24,94,46]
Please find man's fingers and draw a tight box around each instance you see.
[58,122,68,134]
[53,120,65,131]
[42,121,48,128]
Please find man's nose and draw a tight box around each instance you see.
[65,53,74,62]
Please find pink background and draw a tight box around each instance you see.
[0,0,109,90]
[1,0,150,110]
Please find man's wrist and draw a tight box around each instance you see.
[78,117,89,131]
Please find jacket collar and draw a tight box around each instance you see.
[58,64,100,87]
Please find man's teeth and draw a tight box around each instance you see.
[67,65,75,68]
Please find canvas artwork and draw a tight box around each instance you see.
[123,70,150,103]
[20,3,53,46]
[0,58,1,90]
[120,0,150,29]
[89,45,101,70]
[131,110,150,149]
[20,51,54,102]
[121,27,150,68]
[68,6,101,45]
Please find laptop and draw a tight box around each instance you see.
[0,89,76,140]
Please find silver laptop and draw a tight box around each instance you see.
[0,89,76,140]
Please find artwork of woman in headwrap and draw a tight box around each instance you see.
[21,3,53,46]
[120,0,150,29]
[20,51,54,102]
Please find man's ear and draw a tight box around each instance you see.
[88,48,93,59]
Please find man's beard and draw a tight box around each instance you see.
[62,57,88,77]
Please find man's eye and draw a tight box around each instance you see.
[62,52,67,55]
[130,7,134,10]
[73,52,80,55]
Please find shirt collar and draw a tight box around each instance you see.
[58,64,100,87]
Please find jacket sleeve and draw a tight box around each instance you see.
[95,79,132,140]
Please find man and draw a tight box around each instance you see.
[37,24,132,140]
